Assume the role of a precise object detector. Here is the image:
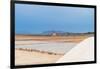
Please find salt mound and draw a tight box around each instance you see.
[56,37,94,63]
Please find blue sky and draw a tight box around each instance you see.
[15,4,94,34]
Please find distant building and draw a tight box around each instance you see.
[52,33,57,36]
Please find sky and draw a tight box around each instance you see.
[15,4,94,34]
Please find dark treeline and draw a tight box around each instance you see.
[16,31,94,36]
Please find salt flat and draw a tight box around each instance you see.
[15,35,90,65]
[15,41,77,54]
[15,41,77,65]
[56,37,94,63]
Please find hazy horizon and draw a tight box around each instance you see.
[15,31,94,35]
[15,4,94,34]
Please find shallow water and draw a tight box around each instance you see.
[15,41,77,54]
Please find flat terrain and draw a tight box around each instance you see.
[15,49,62,65]
[15,35,92,65]
[16,42,76,54]
[15,35,89,43]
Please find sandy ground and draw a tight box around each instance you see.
[15,49,62,65]
[15,35,92,65]
[15,35,89,43]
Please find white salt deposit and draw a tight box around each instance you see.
[56,37,94,63]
